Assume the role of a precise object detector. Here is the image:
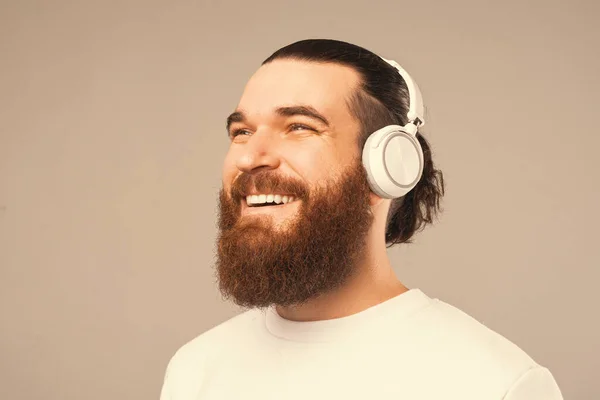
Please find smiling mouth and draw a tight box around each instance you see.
[245,194,298,207]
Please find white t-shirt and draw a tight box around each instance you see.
[160,289,563,399]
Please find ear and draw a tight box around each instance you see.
[369,190,385,207]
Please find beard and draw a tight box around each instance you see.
[215,160,373,310]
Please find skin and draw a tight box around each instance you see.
[223,59,408,322]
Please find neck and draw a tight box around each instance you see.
[275,198,406,322]
[275,243,407,322]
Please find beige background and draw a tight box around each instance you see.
[1,0,598,399]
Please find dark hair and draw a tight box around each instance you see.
[262,39,445,246]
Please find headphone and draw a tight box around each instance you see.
[362,57,425,199]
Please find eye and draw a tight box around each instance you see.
[229,128,251,139]
[289,124,315,132]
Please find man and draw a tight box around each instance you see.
[160,39,563,399]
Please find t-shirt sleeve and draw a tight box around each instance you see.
[503,366,563,400]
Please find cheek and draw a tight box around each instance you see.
[287,146,340,183]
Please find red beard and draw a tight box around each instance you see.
[215,161,373,309]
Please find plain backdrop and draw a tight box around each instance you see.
[1,0,599,399]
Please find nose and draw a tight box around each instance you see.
[235,131,281,174]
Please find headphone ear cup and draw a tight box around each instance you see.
[362,125,424,199]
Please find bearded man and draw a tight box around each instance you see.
[160,39,563,400]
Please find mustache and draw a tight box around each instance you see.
[230,171,310,201]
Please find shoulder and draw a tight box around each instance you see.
[381,293,562,398]
[161,308,264,397]
[411,298,538,371]
[168,307,264,369]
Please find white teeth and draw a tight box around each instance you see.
[245,193,297,206]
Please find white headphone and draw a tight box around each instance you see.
[362,57,425,199]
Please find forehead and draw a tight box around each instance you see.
[237,59,361,127]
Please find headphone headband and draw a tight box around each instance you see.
[380,57,425,135]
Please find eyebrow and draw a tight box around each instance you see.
[226,105,330,133]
